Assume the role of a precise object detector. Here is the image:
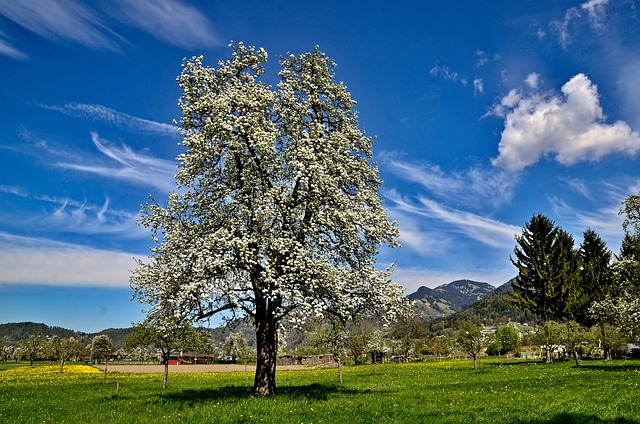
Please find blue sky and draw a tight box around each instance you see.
[1,0,639,333]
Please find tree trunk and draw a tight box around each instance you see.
[163,362,168,389]
[103,363,108,383]
[572,347,580,367]
[60,359,64,373]
[252,300,278,396]
[472,354,477,370]
[545,349,553,364]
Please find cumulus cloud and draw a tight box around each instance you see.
[491,73,640,172]
[525,72,540,89]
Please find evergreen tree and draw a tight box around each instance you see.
[570,228,613,325]
[509,214,579,322]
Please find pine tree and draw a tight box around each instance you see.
[569,228,613,325]
[509,214,579,322]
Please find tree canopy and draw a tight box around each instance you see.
[131,43,404,396]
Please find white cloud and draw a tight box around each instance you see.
[492,73,640,172]
[0,0,121,51]
[385,190,519,250]
[387,206,452,256]
[475,50,489,67]
[525,72,539,89]
[415,197,520,249]
[473,78,484,95]
[429,64,467,86]
[56,132,176,192]
[0,232,143,288]
[104,0,221,49]
[38,102,178,136]
[581,0,609,30]
[0,31,28,60]
[551,6,581,49]
[382,153,518,210]
[551,0,611,48]
[0,186,144,238]
[0,0,219,54]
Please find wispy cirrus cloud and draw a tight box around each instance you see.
[0,31,28,60]
[0,0,122,52]
[429,63,467,86]
[382,152,518,210]
[0,185,144,238]
[385,189,520,251]
[37,102,178,137]
[0,232,142,288]
[549,178,638,245]
[0,0,221,59]
[102,0,221,50]
[550,0,611,49]
[56,132,176,192]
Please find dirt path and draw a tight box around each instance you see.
[93,363,315,373]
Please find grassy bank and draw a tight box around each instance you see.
[1,359,639,423]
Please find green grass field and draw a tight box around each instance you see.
[1,359,639,423]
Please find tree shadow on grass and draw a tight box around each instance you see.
[515,412,639,424]
[485,360,542,367]
[577,363,640,373]
[156,383,375,405]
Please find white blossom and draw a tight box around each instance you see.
[130,43,403,395]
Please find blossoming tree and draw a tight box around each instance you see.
[131,43,404,396]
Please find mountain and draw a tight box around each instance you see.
[0,322,131,347]
[408,279,496,321]
[427,279,540,333]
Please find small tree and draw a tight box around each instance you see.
[536,321,565,363]
[346,324,378,365]
[91,335,114,383]
[126,320,201,389]
[222,332,250,363]
[1,345,17,362]
[456,323,485,369]
[45,336,84,373]
[562,321,588,366]
[20,334,45,366]
[425,336,453,359]
[495,325,520,356]
[390,309,429,359]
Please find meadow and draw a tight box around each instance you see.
[1,359,639,423]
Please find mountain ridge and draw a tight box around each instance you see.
[408,279,496,321]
